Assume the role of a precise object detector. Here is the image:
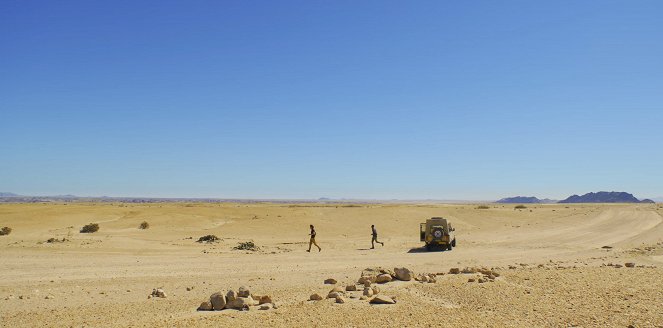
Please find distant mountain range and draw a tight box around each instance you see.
[0,192,19,197]
[496,196,556,204]
[499,192,656,204]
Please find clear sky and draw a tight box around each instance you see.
[1,1,662,200]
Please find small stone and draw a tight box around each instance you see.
[198,301,213,311]
[328,291,341,299]
[625,262,635,268]
[376,274,392,284]
[363,287,374,297]
[478,278,485,283]
[345,285,357,292]
[468,278,476,283]
[360,295,368,300]
[614,264,623,268]
[372,286,380,295]
[45,295,54,300]
[238,286,251,298]
[393,267,414,281]
[330,286,344,293]
[324,278,337,284]
[259,295,272,305]
[310,293,323,301]
[226,290,238,303]
[335,296,345,304]
[449,268,460,274]
[369,295,396,304]
[186,287,193,291]
[363,281,372,288]
[259,303,273,310]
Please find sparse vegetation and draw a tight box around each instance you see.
[0,226,12,236]
[233,241,259,251]
[47,237,68,243]
[514,205,527,210]
[476,205,490,209]
[80,223,99,233]
[139,221,150,229]
[197,235,219,243]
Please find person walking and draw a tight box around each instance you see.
[307,224,321,252]
[371,224,384,249]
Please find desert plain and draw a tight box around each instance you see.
[1,202,662,327]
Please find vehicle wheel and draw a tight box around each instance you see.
[452,239,456,247]
[447,243,452,251]
[425,244,432,252]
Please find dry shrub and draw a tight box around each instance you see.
[234,241,259,251]
[80,223,99,233]
[0,226,12,236]
[197,235,219,243]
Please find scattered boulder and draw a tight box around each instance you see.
[449,268,460,274]
[363,287,374,297]
[327,291,342,299]
[360,295,368,300]
[369,295,396,304]
[210,292,226,310]
[324,278,338,284]
[468,278,476,283]
[335,296,346,304]
[238,286,251,298]
[227,296,255,310]
[346,285,357,292]
[363,280,372,288]
[625,262,635,268]
[198,301,213,311]
[330,286,344,293]
[226,290,238,303]
[376,274,392,284]
[394,267,414,281]
[310,293,323,301]
[372,286,380,295]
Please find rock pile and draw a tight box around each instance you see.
[309,267,416,306]
[198,287,275,311]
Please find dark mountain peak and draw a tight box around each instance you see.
[559,191,642,203]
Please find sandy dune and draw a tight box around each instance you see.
[1,202,662,327]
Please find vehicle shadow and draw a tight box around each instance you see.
[407,247,445,253]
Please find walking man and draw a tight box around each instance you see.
[371,224,384,249]
[307,224,321,252]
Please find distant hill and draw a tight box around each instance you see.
[0,192,19,197]
[496,196,543,204]
[558,191,646,203]
[640,199,655,204]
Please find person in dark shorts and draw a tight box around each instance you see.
[371,224,384,249]
[307,224,321,252]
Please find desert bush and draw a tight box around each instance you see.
[139,221,150,229]
[0,226,12,236]
[197,235,219,243]
[234,241,259,251]
[476,205,490,209]
[80,223,99,233]
[514,205,527,209]
[47,237,68,243]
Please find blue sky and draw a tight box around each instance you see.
[1,1,662,200]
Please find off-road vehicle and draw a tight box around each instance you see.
[420,217,456,251]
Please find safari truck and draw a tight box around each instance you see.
[420,217,456,251]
